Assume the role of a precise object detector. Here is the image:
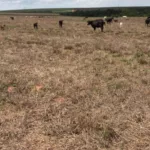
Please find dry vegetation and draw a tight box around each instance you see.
[0,15,150,150]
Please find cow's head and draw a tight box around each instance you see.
[87,21,93,25]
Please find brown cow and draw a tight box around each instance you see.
[33,22,38,29]
[114,19,118,22]
[10,17,14,20]
[59,20,63,28]
[105,17,114,24]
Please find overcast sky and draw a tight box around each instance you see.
[0,0,150,10]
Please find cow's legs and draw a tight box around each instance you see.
[101,26,104,32]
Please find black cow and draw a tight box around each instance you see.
[145,18,150,27]
[105,17,114,24]
[33,22,38,29]
[10,17,14,20]
[59,20,63,28]
[87,20,105,32]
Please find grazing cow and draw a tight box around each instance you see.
[10,17,14,20]
[105,17,114,24]
[33,22,38,29]
[122,16,128,20]
[114,19,118,22]
[119,22,123,28]
[59,20,63,28]
[145,18,150,27]
[87,20,105,32]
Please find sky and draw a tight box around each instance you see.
[0,0,150,10]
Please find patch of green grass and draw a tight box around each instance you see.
[102,126,119,142]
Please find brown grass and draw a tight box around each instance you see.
[0,16,150,150]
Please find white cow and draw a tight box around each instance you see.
[104,16,107,19]
[119,22,123,28]
[122,16,128,20]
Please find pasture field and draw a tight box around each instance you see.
[0,16,150,150]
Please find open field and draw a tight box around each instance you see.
[0,16,150,150]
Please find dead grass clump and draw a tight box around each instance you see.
[107,79,132,98]
[26,40,45,45]
[134,51,144,58]
[75,42,87,48]
[64,45,74,50]
[138,57,148,65]
[134,51,149,65]
[102,126,119,143]
[43,106,120,148]
[141,78,149,85]
[53,49,61,54]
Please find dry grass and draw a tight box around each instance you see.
[0,15,150,150]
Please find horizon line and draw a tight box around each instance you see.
[1,5,150,11]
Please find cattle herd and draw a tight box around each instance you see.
[0,16,150,32]
[87,17,150,32]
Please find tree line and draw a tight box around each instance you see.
[60,7,150,17]
[1,7,150,17]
